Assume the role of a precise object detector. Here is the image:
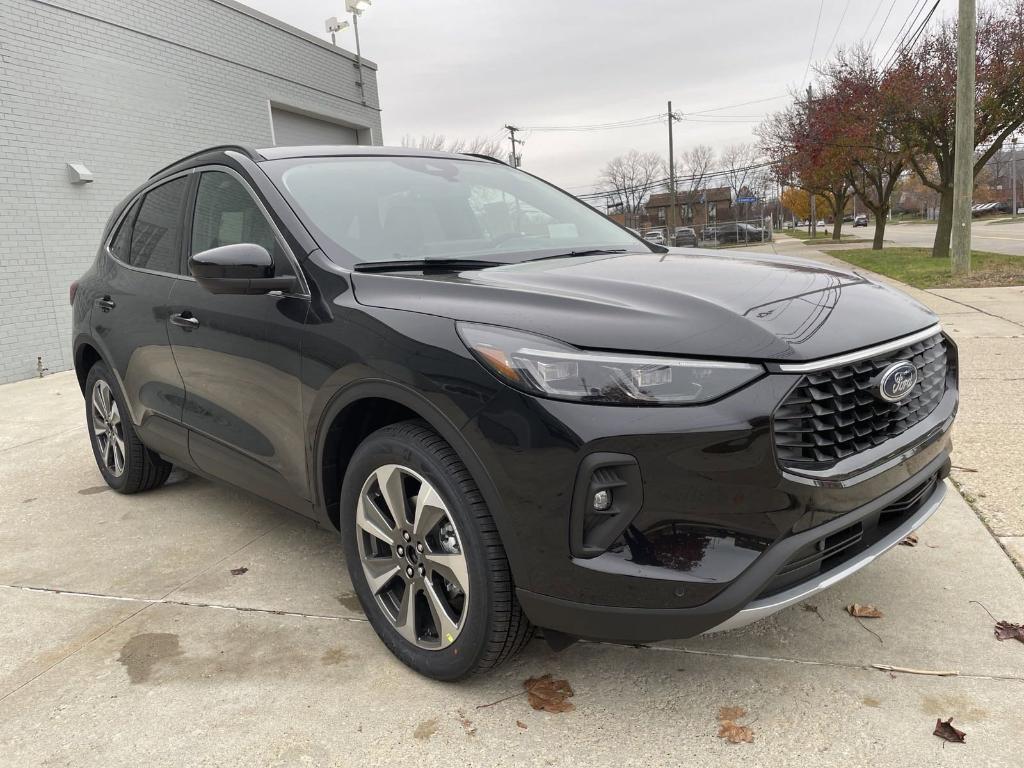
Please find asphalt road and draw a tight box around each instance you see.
[880,217,1024,256]
[2,370,1023,767]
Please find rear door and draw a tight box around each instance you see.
[90,174,191,462]
[166,168,311,512]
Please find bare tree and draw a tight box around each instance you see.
[719,143,762,200]
[678,144,715,196]
[600,150,664,229]
[401,134,503,159]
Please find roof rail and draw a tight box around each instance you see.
[149,145,262,179]
[463,153,506,165]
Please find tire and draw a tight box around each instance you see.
[84,361,172,494]
[340,420,533,680]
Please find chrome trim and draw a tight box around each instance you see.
[775,324,943,373]
[704,479,947,634]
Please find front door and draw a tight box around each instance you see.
[167,168,310,512]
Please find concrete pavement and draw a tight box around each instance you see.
[1,366,1023,766]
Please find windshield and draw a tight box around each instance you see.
[265,156,643,264]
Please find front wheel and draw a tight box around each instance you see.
[340,421,532,680]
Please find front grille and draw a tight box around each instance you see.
[773,332,951,469]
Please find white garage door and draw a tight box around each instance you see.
[271,107,359,146]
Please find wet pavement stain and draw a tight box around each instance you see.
[862,696,882,708]
[118,633,183,684]
[78,486,111,496]
[321,646,349,666]
[335,592,365,615]
[413,718,439,740]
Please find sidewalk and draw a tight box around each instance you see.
[764,235,1024,572]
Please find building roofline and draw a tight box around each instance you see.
[207,0,378,70]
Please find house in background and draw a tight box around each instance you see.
[643,187,733,234]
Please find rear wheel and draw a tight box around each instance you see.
[85,362,172,494]
[341,421,532,680]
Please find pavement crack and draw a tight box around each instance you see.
[584,641,1024,683]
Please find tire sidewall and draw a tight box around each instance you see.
[340,427,495,681]
[84,362,131,492]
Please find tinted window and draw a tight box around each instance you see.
[130,177,189,273]
[109,201,138,261]
[267,156,641,264]
[191,171,287,270]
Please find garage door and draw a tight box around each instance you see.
[271,107,359,146]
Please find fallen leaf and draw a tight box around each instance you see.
[899,533,919,547]
[994,621,1024,643]
[847,603,884,618]
[456,710,477,736]
[718,721,754,744]
[523,674,574,713]
[933,717,966,744]
[716,705,754,744]
[718,706,747,722]
[229,567,248,576]
[516,720,528,730]
[801,604,825,621]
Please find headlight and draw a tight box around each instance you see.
[458,323,762,405]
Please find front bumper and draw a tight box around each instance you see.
[515,456,949,643]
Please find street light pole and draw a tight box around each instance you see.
[950,0,976,275]
[667,100,678,240]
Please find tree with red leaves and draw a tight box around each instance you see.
[888,0,1024,259]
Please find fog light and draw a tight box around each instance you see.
[592,489,612,511]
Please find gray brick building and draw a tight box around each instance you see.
[0,0,382,383]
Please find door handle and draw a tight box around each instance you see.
[169,312,200,330]
[96,296,116,312]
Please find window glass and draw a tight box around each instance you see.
[109,201,138,261]
[267,156,641,264]
[191,171,287,271]
[130,177,189,273]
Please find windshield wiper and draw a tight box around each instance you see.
[523,248,628,263]
[353,258,505,273]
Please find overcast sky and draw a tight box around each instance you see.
[238,0,949,193]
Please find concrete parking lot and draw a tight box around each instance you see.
[2,366,1023,767]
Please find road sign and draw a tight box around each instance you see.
[736,196,757,203]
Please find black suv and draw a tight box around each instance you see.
[72,146,957,680]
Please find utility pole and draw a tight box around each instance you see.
[951,0,976,275]
[807,85,816,238]
[667,101,679,240]
[504,125,523,168]
[1012,136,1019,218]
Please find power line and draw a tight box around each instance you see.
[882,0,941,70]
[576,160,774,201]
[861,0,888,43]
[518,114,665,132]
[870,0,900,53]
[802,0,826,86]
[822,0,853,62]
[878,0,928,64]
[687,94,789,115]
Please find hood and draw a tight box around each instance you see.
[351,249,937,362]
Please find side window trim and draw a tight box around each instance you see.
[105,169,194,279]
[190,164,309,298]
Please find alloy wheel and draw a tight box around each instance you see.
[356,464,469,650]
[91,379,125,477]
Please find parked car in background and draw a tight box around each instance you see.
[816,220,827,228]
[72,144,957,681]
[673,226,698,247]
[643,229,666,245]
[853,214,868,227]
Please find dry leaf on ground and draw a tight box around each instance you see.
[847,603,884,618]
[899,533,919,547]
[716,705,753,744]
[515,720,528,730]
[229,566,248,576]
[523,674,575,713]
[933,717,966,743]
[994,621,1024,643]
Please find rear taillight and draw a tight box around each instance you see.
[69,280,79,306]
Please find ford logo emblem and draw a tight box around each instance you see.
[876,361,918,402]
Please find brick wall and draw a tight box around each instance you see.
[0,0,382,383]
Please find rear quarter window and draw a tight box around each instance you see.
[130,177,189,274]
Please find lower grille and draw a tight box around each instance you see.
[757,474,939,599]
[774,332,951,470]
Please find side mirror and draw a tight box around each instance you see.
[189,243,298,295]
